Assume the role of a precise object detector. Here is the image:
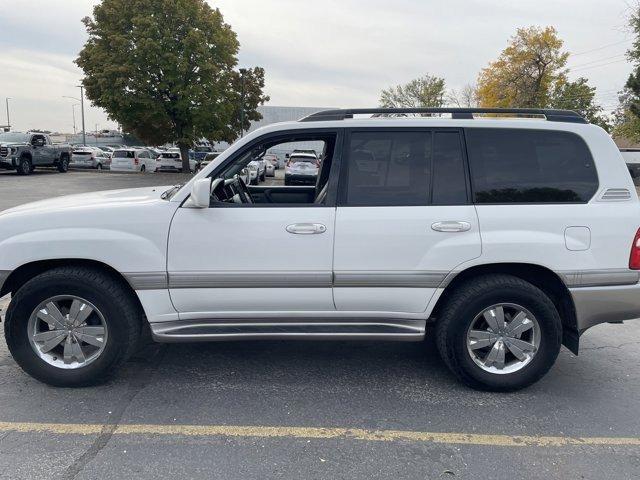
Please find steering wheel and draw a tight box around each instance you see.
[235,175,253,204]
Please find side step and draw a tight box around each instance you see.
[151,319,426,342]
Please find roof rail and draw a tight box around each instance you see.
[299,108,587,124]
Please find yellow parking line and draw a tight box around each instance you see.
[0,421,639,447]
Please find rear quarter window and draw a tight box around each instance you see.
[466,128,598,203]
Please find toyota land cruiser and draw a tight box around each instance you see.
[1,108,639,391]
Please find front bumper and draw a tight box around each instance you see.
[571,283,640,333]
[0,157,15,169]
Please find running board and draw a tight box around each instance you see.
[150,319,426,342]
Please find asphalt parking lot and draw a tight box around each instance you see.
[1,169,640,479]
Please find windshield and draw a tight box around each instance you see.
[0,132,30,143]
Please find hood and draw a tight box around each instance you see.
[0,185,174,217]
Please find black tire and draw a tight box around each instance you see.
[260,171,266,182]
[17,157,32,175]
[97,163,103,171]
[57,156,69,173]
[435,274,562,392]
[4,267,141,387]
[140,164,146,173]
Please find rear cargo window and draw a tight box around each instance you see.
[113,150,135,158]
[466,129,598,203]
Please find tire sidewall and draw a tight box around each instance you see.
[5,275,133,386]
[19,157,31,175]
[445,282,561,390]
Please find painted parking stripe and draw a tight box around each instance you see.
[0,421,639,447]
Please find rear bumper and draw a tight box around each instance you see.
[571,283,640,333]
[285,174,317,184]
[0,270,10,296]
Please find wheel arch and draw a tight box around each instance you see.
[1,259,144,318]
[431,262,579,354]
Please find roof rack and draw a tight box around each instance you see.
[299,108,587,124]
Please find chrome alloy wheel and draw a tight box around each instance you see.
[466,303,541,375]
[27,296,108,369]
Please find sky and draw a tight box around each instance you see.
[0,0,635,133]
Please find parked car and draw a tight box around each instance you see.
[195,152,221,172]
[248,157,266,183]
[247,161,260,185]
[190,145,216,162]
[264,158,276,177]
[620,148,640,181]
[110,148,156,173]
[70,147,111,171]
[264,153,279,171]
[3,107,640,392]
[284,152,319,185]
[156,149,196,172]
[0,131,72,175]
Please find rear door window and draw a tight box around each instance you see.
[343,131,432,206]
[432,131,468,205]
[466,128,598,203]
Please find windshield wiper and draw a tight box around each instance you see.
[161,183,184,200]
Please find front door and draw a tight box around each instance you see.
[333,128,481,313]
[167,129,341,319]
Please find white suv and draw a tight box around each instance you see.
[1,108,639,391]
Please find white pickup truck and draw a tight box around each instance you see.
[1,108,639,391]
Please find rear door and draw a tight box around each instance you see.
[333,128,481,313]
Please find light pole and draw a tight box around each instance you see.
[78,85,86,146]
[5,98,11,130]
[63,91,86,145]
[71,104,78,134]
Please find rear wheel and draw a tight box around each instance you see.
[4,267,141,387]
[435,274,562,391]
[17,157,32,175]
[140,164,146,173]
[97,163,103,171]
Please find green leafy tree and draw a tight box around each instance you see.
[380,75,446,108]
[551,78,611,131]
[618,4,640,141]
[76,0,268,172]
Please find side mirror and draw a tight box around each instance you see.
[190,178,213,208]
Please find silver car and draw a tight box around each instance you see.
[70,147,111,170]
[284,153,319,185]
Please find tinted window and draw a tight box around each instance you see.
[466,129,598,203]
[344,131,432,206]
[113,150,135,158]
[432,131,467,205]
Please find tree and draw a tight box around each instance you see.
[613,88,640,142]
[477,26,568,108]
[380,75,446,108]
[551,78,611,131]
[621,3,640,139]
[447,84,478,108]
[76,0,268,172]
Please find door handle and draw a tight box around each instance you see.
[286,223,327,235]
[431,221,471,233]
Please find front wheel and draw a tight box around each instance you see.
[435,274,562,391]
[17,157,32,175]
[5,267,141,387]
[57,157,69,173]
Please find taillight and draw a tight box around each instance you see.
[630,228,640,269]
